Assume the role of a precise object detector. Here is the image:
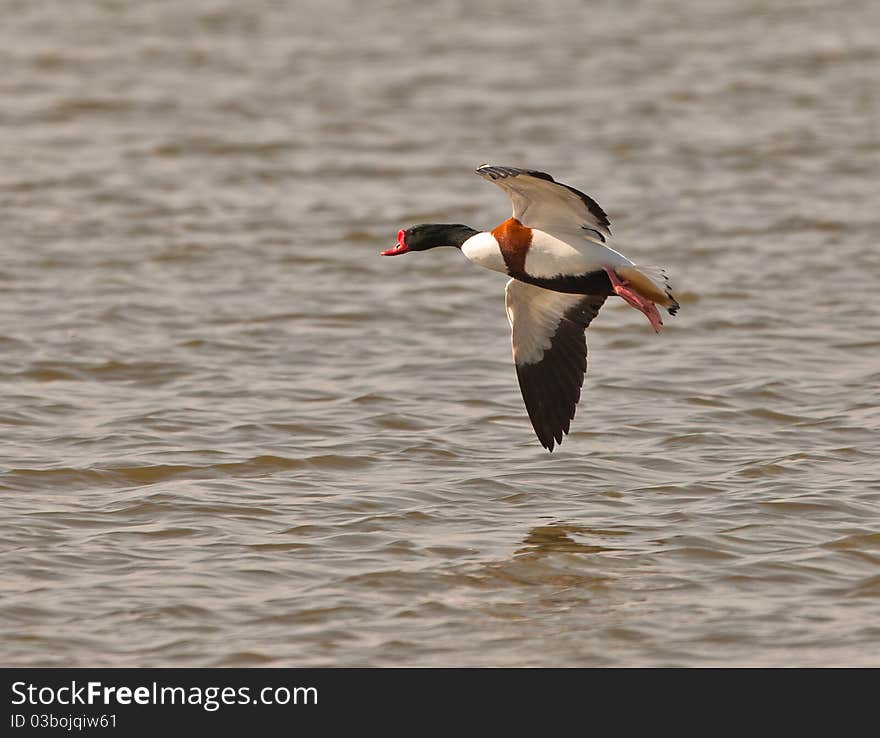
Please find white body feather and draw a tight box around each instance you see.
[461,232,506,272]
[461,228,633,278]
[524,229,632,277]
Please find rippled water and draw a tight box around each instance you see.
[2,0,879,666]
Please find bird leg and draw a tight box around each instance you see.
[604,267,663,333]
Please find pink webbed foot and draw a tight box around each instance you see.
[604,267,663,333]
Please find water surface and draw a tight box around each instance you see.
[1,0,879,666]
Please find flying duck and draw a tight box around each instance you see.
[381,165,680,452]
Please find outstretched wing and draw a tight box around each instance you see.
[504,279,606,451]
[476,164,611,244]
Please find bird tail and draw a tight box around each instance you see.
[615,265,680,316]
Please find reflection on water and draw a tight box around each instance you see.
[516,525,617,556]
[1,0,879,666]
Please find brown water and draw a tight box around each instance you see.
[2,0,879,667]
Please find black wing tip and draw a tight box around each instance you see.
[475,164,555,182]
[538,428,562,452]
[540,429,573,452]
[513,294,603,453]
[476,164,611,233]
[560,182,611,231]
[516,364,582,454]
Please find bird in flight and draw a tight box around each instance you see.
[381,165,679,451]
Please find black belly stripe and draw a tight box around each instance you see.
[512,270,614,296]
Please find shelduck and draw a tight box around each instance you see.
[381,165,679,452]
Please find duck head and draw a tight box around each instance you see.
[381,223,479,256]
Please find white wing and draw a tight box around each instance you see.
[505,279,606,451]
[477,165,611,245]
